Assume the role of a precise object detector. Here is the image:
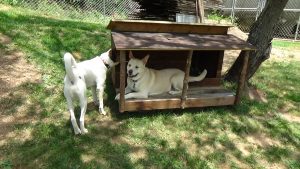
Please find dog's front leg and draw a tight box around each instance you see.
[124,92,148,99]
[115,86,132,100]
[66,97,81,135]
[98,87,107,115]
[79,96,88,134]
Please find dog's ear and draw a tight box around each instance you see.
[108,49,112,57]
[129,51,134,59]
[142,54,150,65]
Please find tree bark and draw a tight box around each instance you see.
[196,0,204,23]
[224,0,289,83]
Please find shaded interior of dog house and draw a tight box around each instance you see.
[107,20,255,112]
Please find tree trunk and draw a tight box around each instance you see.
[196,0,204,23]
[224,0,289,82]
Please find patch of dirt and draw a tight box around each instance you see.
[0,34,41,97]
[0,4,11,11]
[280,113,300,123]
[271,48,300,61]
[245,133,282,148]
[246,87,268,103]
[0,33,42,146]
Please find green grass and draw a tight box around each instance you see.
[1,4,300,169]
[207,10,232,24]
[272,40,300,50]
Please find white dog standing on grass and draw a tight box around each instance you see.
[63,49,118,134]
[115,51,207,100]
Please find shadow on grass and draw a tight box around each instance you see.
[0,11,111,78]
[1,7,300,169]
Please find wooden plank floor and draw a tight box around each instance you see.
[116,86,235,112]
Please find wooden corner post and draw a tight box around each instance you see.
[235,50,249,105]
[181,50,193,108]
[119,50,126,112]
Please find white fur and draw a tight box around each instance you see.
[63,49,118,134]
[115,52,207,100]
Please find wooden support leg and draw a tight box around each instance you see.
[119,50,126,112]
[181,50,193,109]
[235,50,249,105]
[216,50,224,78]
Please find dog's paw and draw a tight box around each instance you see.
[74,128,82,135]
[168,90,181,95]
[101,111,107,116]
[99,108,107,116]
[115,94,120,100]
[81,128,88,134]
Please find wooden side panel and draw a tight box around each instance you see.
[185,96,235,108]
[111,35,117,87]
[124,96,235,112]
[122,86,235,112]
[125,99,181,111]
[119,51,126,112]
[107,20,230,35]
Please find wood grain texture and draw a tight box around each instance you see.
[107,19,231,35]
[181,51,193,108]
[120,86,235,112]
[119,51,126,112]
[112,32,256,51]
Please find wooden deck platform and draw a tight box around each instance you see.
[117,86,235,112]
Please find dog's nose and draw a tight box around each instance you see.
[128,69,133,75]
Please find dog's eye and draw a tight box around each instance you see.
[128,64,131,67]
[135,66,139,69]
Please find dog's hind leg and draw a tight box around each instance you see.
[79,96,88,134]
[98,87,107,115]
[91,86,99,106]
[169,74,184,95]
[66,97,81,135]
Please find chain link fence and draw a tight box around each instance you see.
[222,0,300,40]
[1,0,140,23]
[1,0,300,40]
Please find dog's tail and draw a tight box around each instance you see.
[188,69,207,82]
[64,52,77,83]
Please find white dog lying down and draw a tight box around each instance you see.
[64,49,118,134]
[115,52,207,100]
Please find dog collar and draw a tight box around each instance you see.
[132,79,138,89]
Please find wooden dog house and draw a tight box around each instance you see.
[107,20,255,113]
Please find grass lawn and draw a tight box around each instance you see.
[1,4,300,169]
[272,39,300,51]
